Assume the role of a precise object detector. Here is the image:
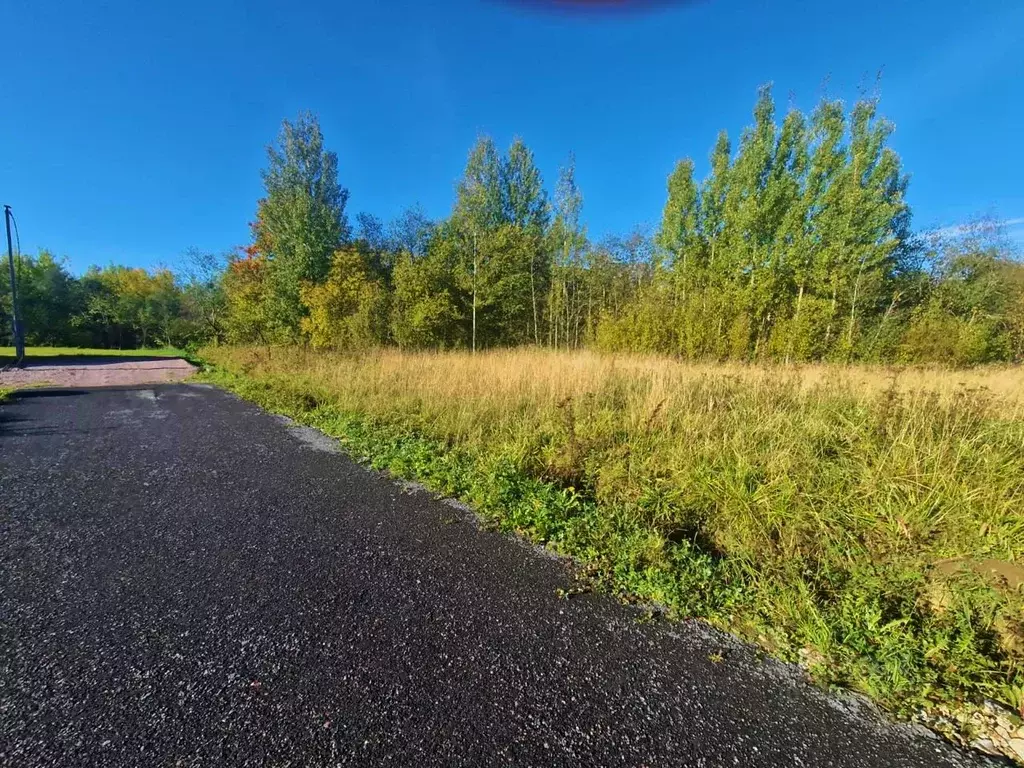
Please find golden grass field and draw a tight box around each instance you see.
[293,345,1024,411]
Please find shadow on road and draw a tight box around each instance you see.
[0,390,88,438]
[9,356,184,367]
[5,389,91,398]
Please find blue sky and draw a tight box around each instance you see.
[3,0,1023,273]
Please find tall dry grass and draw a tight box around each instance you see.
[203,345,1024,719]
[285,346,1024,410]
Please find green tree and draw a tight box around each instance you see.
[901,221,1024,364]
[547,154,588,348]
[501,137,549,343]
[390,223,463,349]
[696,131,734,356]
[657,158,700,300]
[840,98,910,358]
[388,205,434,258]
[452,136,502,352]
[142,269,181,347]
[222,251,274,344]
[0,250,86,346]
[354,212,396,280]
[465,224,535,347]
[449,136,543,351]
[252,112,348,337]
[300,248,387,349]
[784,100,845,360]
[177,248,227,346]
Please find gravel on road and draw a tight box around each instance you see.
[0,356,196,389]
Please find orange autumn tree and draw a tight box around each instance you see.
[222,245,274,343]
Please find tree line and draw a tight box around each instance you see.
[4,86,1023,364]
[0,249,222,350]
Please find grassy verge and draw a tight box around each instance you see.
[199,345,1024,749]
[0,346,185,365]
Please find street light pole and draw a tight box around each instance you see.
[5,205,25,362]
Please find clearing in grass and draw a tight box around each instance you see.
[200,345,1024,747]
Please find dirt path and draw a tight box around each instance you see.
[0,357,196,389]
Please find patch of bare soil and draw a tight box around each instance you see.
[0,357,197,389]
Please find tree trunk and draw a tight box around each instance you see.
[472,232,478,354]
[565,279,570,349]
[530,250,539,345]
[753,311,771,360]
[552,286,558,349]
[846,258,867,359]
[786,281,805,365]
[824,281,838,351]
[680,251,687,307]
[586,281,592,343]
[548,277,557,348]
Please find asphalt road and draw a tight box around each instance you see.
[0,385,997,767]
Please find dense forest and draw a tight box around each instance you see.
[4,85,1023,364]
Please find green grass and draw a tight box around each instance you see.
[0,346,183,364]
[199,345,1024,752]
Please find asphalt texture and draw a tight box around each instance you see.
[0,384,999,767]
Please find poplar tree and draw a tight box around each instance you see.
[501,138,549,342]
[252,112,349,338]
[719,85,777,356]
[788,99,845,359]
[452,137,503,352]
[657,158,700,303]
[697,131,733,355]
[548,154,587,348]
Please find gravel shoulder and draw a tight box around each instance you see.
[0,384,1002,767]
[0,356,196,389]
